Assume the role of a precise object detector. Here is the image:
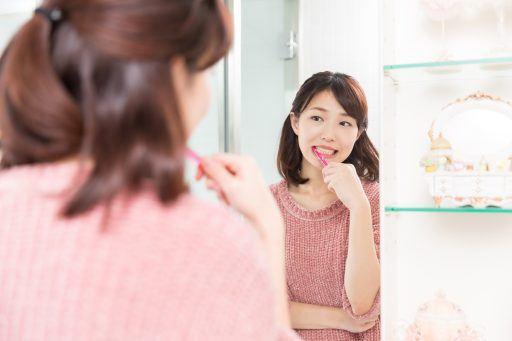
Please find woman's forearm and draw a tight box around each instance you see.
[344,202,380,315]
[289,301,346,329]
[253,211,291,329]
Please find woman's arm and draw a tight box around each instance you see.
[253,213,290,329]
[200,154,293,331]
[290,301,345,329]
[290,301,377,332]
[344,193,380,316]
[322,164,381,317]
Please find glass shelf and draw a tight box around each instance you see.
[384,56,512,71]
[383,56,512,84]
[385,206,512,213]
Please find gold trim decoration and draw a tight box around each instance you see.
[441,91,512,110]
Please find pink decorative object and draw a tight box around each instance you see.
[399,292,484,341]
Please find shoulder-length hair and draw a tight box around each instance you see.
[277,71,379,186]
[0,0,232,217]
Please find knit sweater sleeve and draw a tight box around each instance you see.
[340,181,381,320]
[269,182,293,302]
[209,206,302,340]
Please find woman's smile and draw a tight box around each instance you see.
[312,145,339,157]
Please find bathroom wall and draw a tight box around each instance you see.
[299,0,382,147]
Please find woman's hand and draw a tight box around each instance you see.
[339,312,378,333]
[321,162,369,210]
[289,301,378,332]
[198,153,283,241]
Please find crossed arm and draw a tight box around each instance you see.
[289,199,380,331]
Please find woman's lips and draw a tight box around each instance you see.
[312,146,338,166]
[312,146,338,158]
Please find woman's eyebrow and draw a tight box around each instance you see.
[309,106,349,116]
[309,106,328,112]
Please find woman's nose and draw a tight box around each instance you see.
[320,127,336,142]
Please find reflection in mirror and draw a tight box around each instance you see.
[240,2,381,338]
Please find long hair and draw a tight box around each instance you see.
[277,71,379,186]
[0,0,232,217]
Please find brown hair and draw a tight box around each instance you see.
[277,71,379,186]
[0,0,232,217]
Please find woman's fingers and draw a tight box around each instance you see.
[201,158,233,189]
[210,153,256,176]
[203,169,230,204]
[205,178,219,191]
[195,165,204,181]
[323,174,337,187]
[363,321,376,331]
[322,164,340,177]
[352,320,376,333]
[322,174,336,193]
[218,191,229,205]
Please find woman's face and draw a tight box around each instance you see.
[171,58,211,138]
[291,90,360,169]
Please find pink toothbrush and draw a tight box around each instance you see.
[185,147,202,165]
[186,147,228,204]
[312,146,328,167]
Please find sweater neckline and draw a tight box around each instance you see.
[0,161,86,191]
[276,180,345,221]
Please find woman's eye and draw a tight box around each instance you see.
[311,116,322,122]
[340,121,352,127]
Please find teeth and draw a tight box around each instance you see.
[315,147,336,155]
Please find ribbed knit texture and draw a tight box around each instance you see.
[0,162,301,341]
[270,179,380,341]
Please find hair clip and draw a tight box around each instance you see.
[35,7,63,24]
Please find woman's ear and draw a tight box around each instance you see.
[169,57,189,108]
[357,127,366,140]
[290,112,299,135]
[170,57,188,85]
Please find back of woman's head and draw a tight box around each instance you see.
[277,71,379,185]
[0,0,231,216]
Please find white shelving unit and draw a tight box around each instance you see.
[381,1,512,340]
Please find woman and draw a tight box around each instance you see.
[271,72,381,340]
[0,0,299,340]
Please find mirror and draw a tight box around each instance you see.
[434,92,512,161]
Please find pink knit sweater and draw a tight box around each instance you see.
[0,162,301,341]
[270,179,380,341]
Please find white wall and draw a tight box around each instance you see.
[383,1,512,340]
[299,0,382,147]
[389,0,510,64]
[0,0,36,51]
